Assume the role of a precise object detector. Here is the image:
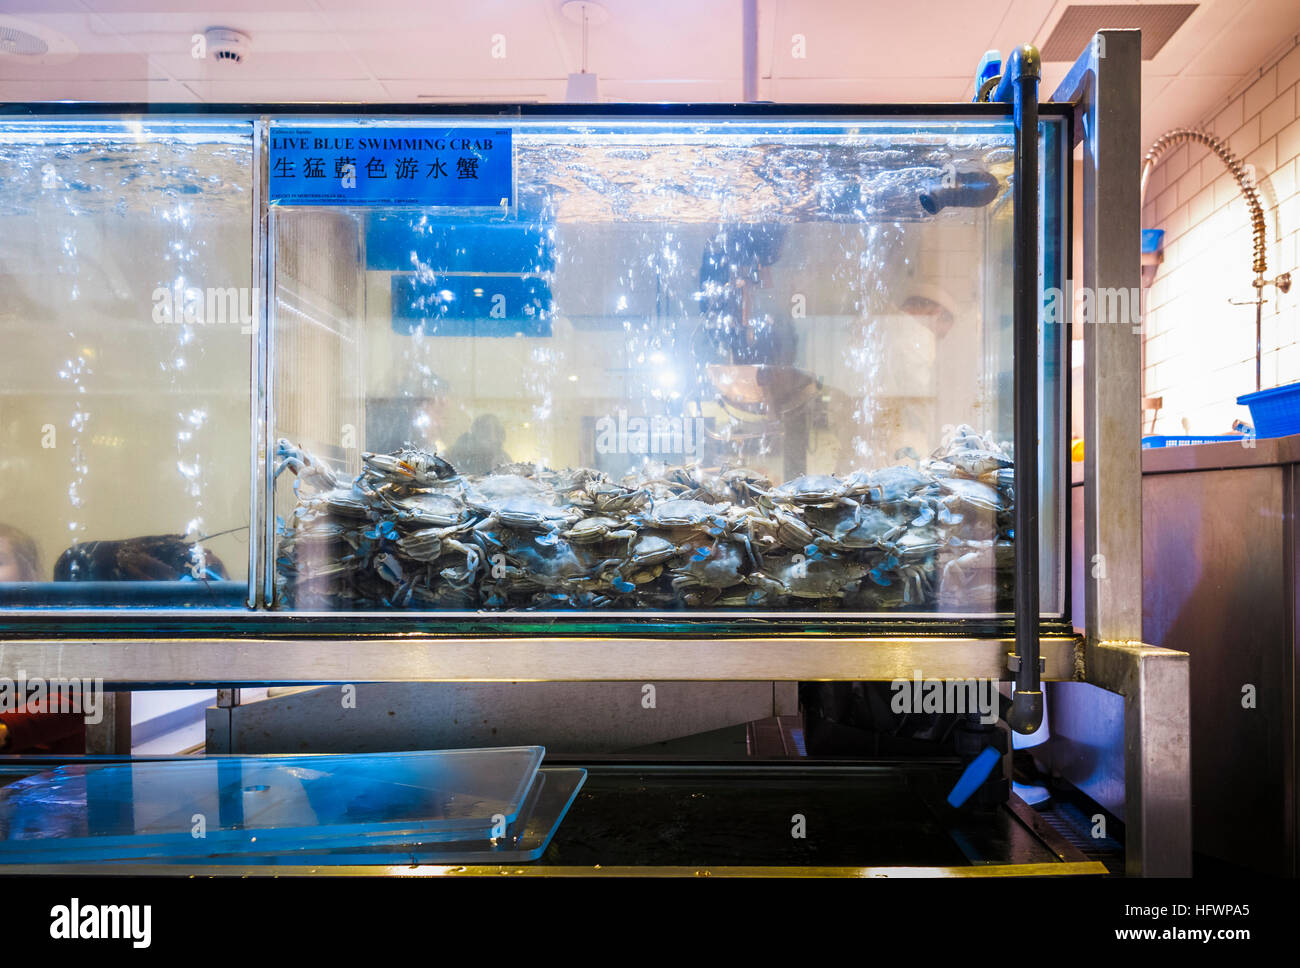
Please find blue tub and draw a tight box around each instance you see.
[1142,435,1245,449]
[1238,381,1300,439]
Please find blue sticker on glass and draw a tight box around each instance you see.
[268,126,513,207]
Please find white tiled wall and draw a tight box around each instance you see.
[1142,40,1300,435]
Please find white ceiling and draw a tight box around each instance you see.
[1,0,1298,146]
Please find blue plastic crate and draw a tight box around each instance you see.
[1142,435,1244,449]
[1238,381,1300,439]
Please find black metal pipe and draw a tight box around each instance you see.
[996,45,1043,734]
[918,170,1001,214]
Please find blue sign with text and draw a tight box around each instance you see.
[268,126,513,207]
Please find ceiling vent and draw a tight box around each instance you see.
[0,15,78,64]
[0,26,47,57]
[1041,4,1198,61]
[204,27,250,66]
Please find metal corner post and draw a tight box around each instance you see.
[1052,30,1191,876]
[1078,31,1144,644]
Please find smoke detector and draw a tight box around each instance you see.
[0,15,78,65]
[204,27,250,66]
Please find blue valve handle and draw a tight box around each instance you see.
[946,745,1002,808]
[973,50,1001,101]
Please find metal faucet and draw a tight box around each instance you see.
[1141,128,1292,393]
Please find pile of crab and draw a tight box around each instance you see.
[273,424,1014,611]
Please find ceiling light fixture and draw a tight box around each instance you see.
[562,1,608,102]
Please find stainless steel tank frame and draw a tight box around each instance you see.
[1051,29,1191,877]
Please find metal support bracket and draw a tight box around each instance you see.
[1006,654,1046,674]
[1087,639,1192,876]
[83,691,131,755]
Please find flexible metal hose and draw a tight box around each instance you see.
[1141,128,1267,276]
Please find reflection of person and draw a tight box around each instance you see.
[447,414,510,475]
[0,523,41,583]
[898,283,958,341]
[834,277,955,474]
[0,524,85,754]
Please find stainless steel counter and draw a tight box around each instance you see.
[1061,433,1297,875]
[1141,434,1300,475]
[1143,433,1297,875]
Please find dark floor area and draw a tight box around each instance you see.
[539,761,1076,868]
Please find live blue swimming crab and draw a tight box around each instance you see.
[361,445,458,487]
[633,499,763,569]
[750,473,875,507]
[926,425,1014,480]
[745,552,871,603]
[379,489,472,528]
[604,534,679,591]
[479,532,594,597]
[395,523,479,564]
[272,422,1018,611]
[565,479,651,514]
[562,514,637,546]
[274,439,340,495]
[935,538,1010,609]
[470,494,583,533]
[669,535,750,600]
[804,503,903,554]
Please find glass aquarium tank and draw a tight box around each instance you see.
[0,108,1067,623]
[265,113,1066,619]
[0,119,253,609]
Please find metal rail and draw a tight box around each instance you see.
[0,861,1107,877]
[0,635,1082,687]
